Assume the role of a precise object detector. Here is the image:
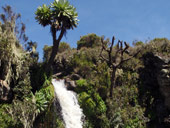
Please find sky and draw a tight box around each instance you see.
[0,0,170,60]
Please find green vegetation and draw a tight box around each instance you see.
[43,42,71,62]
[0,1,170,128]
[77,33,102,50]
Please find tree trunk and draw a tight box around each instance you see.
[110,68,116,97]
[46,26,65,73]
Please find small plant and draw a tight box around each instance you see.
[35,85,54,114]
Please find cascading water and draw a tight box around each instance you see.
[52,79,84,128]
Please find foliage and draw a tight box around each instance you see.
[106,83,148,128]
[35,0,78,30]
[140,38,170,57]
[133,41,144,46]
[35,4,51,27]
[94,62,110,99]
[76,79,107,127]
[6,98,37,128]
[70,47,100,78]
[0,6,54,128]
[0,104,16,128]
[35,84,54,114]
[58,42,71,53]
[0,5,28,43]
[1,4,170,127]
[77,33,101,50]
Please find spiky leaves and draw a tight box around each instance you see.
[51,0,78,30]
[35,0,78,31]
[35,4,51,27]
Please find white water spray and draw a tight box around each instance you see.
[52,79,84,128]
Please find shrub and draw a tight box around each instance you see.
[35,84,54,113]
[76,79,107,127]
[58,42,71,53]
[77,33,101,50]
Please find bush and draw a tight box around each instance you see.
[71,49,96,78]
[35,84,54,113]
[77,33,101,50]
[75,79,107,127]
[58,42,71,53]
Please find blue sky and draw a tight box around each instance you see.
[1,0,170,60]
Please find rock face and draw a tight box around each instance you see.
[143,53,170,110]
[155,56,170,110]
[140,52,170,127]
[0,80,12,102]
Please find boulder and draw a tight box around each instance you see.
[64,78,76,91]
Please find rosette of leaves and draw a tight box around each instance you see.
[35,91,48,113]
[51,0,78,29]
[35,85,54,114]
[35,0,78,29]
[35,4,51,27]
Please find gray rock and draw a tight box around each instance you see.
[155,56,170,110]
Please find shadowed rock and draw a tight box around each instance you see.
[64,78,76,91]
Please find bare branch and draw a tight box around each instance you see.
[114,40,121,58]
[101,37,108,51]
[99,35,141,97]
[117,49,141,68]
[122,42,129,53]
[100,54,109,62]
[110,36,115,52]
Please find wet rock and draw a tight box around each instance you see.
[64,78,76,91]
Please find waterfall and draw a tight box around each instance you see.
[52,79,84,128]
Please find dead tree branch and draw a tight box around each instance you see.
[99,36,140,97]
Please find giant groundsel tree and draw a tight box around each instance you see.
[35,0,78,71]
